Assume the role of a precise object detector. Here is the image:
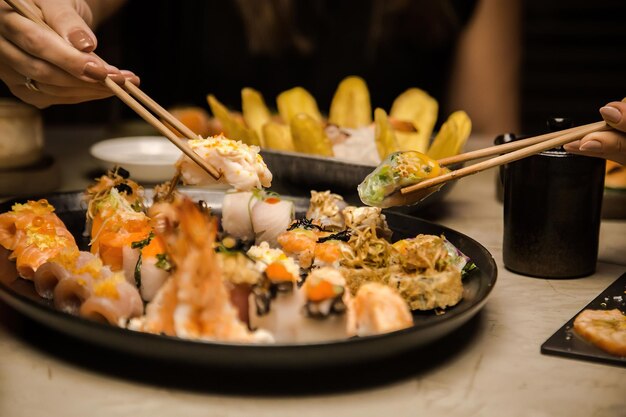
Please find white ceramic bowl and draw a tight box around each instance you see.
[90,136,182,183]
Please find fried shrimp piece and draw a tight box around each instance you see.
[573,309,626,357]
[134,196,272,343]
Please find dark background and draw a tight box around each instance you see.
[1,0,625,136]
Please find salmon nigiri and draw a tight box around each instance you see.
[0,199,77,280]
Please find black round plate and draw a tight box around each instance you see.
[0,189,497,370]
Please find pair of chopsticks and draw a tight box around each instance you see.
[400,120,610,197]
[5,0,220,180]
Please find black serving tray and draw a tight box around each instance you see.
[0,189,497,371]
[541,272,626,367]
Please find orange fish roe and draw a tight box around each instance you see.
[93,273,125,299]
[12,200,55,215]
[305,278,338,302]
[265,261,296,283]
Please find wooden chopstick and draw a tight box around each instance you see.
[400,121,609,197]
[5,0,220,180]
[437,120,607,166]
[122,82,200,140]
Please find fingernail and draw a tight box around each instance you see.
[580,140,603,152]
[82,62,107,80]
[563,140,580,151]
[107,73,126,85]
[68,29,95,52]
[120,70,136,77]
[599,106,622,124]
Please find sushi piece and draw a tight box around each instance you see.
[0,199,78,280]
[388,235,464,310]
[347,282,413,337]
[294,267,351,343]
[221,190,259,242]
[277,223,351,270]
[121,233,171,302]
[306,190,348,231]
[357,151,448,208]
[250,194,294,247]
[303,267,349,318]
[246,242,305,341]
[32,247,143,324]
[277,227,318,269]
[342,205,392,241]
[33,248,103,300]
[79,271,144,326]
[176,134,272,191]
[218,250,263,325]
[88,188,152,272]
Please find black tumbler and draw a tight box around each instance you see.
[502,137,606,278]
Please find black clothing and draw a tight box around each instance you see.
[117,0,477,124]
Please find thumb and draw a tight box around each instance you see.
[37,0,98,52]
[599,101,626,133]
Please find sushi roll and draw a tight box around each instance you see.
[296,267,351,343]
[247,242,304,341]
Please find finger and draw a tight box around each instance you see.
[0,62,111,105]
[6,79,116,109]
[0,7,112,82]
[0,33,110,87]
[599,101,626,133]
[565,130,626,165]
[36,0,97,52]
[120,70,141,87]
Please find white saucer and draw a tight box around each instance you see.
[90,136,182,183]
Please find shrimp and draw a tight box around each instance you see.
[573,309,626,357]
[135,196,272,343]
[347,282,413,337]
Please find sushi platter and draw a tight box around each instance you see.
[0,188,497,369]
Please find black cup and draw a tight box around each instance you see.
[502,147,605,278]
[494,133,517,202]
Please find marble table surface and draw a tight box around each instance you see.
[0,125,624,417]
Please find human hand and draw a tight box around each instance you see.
[0,0,139,108]
[564,100,626,165]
